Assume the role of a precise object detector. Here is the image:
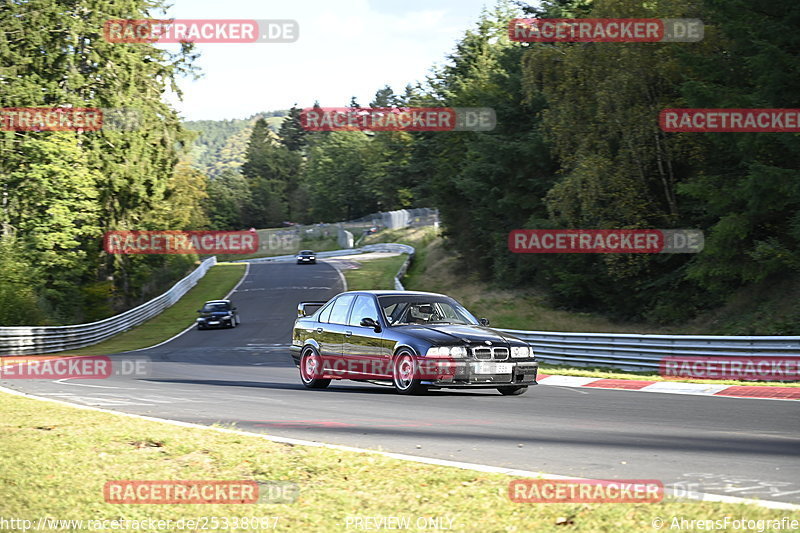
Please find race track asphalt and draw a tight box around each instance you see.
[4,261,799,505]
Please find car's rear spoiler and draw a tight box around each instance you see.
[297,301,327,317]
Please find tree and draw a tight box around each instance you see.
[278,105,308,152]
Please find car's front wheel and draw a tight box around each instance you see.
[392,350,428,395]
[497,385,528,396]
[300,347,330,389]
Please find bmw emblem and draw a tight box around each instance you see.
[484,340,492,345]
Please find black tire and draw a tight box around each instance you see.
[497,386,528,396]
[197,324,206,330]
[300,347,331,389]
[392,350,428,395]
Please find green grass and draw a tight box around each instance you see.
[64,263,246,356]
[343,255,409,291]
[0,391,791,532]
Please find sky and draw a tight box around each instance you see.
[158,0,498,121]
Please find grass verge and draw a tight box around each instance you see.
[0,391,792,532]
[342,255,409,291]
[63,264,246,356]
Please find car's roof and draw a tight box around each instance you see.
[204,300,231,304]
[299,250,314,253]
[340,290,449,298]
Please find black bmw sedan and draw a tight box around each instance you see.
[290,290,538,395]
[196,299,239,330]
[296,250,317,264]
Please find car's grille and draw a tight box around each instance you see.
[472,347,509,361]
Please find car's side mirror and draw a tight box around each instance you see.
[360,317,382,332]
[479,318,490,326]
[197,309,202,313]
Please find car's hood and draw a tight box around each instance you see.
[200,311,232,317]
[394,324,523,346]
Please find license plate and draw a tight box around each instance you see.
[209,321,219,325]
[472,362,513,374]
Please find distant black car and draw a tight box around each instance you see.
[296,250,316,264]
[290,290,538,395]
[196,300,239,330]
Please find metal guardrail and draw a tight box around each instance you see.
[495,329,800,371]
[6,240,799,370]
[388,245,800,371]
[235,243,415,266]
[0,257,217,356]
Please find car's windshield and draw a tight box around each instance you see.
[201,303,230,313]
[378,295,477,326]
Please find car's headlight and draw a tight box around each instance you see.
[426,346,467,358]
[310,256,315,259]
[511,346,532,358]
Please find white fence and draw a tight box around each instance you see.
[0,257,217,356]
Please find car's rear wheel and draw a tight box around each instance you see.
[497,385,528,396]
[392,350,428,395]
[300,347,330,389]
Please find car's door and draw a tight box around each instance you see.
[344,294,389,378]
[320,293,356,376]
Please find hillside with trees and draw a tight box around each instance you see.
[2,0,798,333]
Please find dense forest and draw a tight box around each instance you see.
[2,0,798,331]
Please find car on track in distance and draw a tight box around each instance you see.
[296,250,317,264]
[196,300,239,330]
[291,290,538,395]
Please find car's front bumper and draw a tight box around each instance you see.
[197,317,234,328]
[424,360,538,388]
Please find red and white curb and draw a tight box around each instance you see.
[538,374,800,401]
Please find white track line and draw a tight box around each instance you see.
[1,385,796,511]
